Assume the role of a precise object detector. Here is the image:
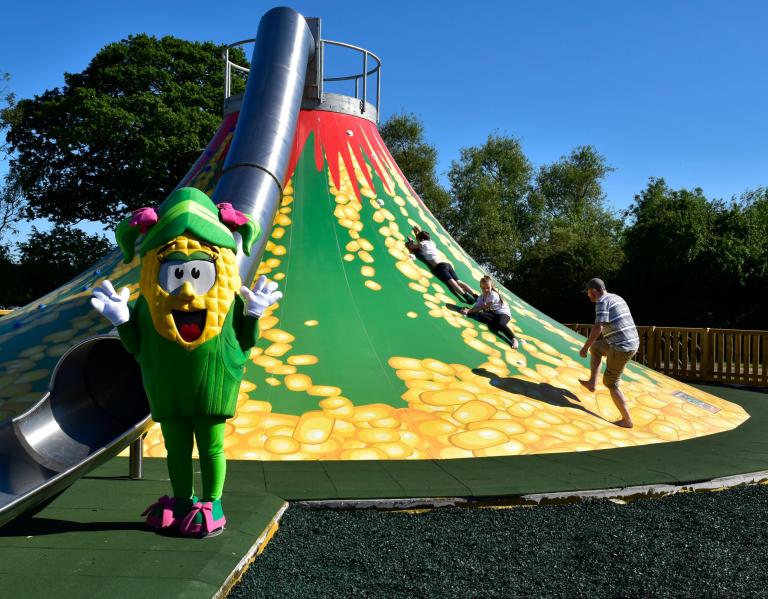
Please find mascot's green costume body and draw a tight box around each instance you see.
[91,187,281,537]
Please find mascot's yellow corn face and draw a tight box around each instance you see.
[115,187,260,352]
[140,235,241,349]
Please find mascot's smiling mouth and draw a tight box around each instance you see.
[172,310,207,342]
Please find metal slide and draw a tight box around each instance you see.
[0,6,315,528]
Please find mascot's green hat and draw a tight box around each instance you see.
[115,187,260,263]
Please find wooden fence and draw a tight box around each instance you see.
[565,324,768,387]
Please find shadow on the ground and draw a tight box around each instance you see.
[472,367,606,422]
[0,516,147,536]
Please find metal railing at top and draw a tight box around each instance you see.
[222,36,382,121]
[222,37,253,100]
[566,324,768,388]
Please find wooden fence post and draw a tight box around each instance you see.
[647,326,657,370]
[700,328,712,382]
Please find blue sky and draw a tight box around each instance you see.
[2,0,767,240]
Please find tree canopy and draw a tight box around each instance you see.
[516,147,623,320]
[617,179,768,328]
[2,35,246,227]
[447,134,537,279]
[2,226,112,306]
[379,112,452,223]
[0,72,22,249]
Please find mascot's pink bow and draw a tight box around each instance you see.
[129,207,159,234]
[217,203,249,230]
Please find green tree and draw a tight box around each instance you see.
[532,146,615,222]
[12,225,113,305]
[0,73,24,252]
[379,112,452,224]
[619,178,717,325]
[738,188,768,328]
[702,188,768,328]
[516,147,623,321]
[0,71,15,153]
[2,35,247,227]
[447,134,537,280]
[0,244,19,307]
[0,168,26,246]
[620,180,768,328]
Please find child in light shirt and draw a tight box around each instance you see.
[461,276,518,349]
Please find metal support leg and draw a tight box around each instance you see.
[129,434,145,480]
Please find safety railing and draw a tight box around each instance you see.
[566,324,768,387]
[319,39,382,118]
[222,37,253,101]
[222,36,382,121]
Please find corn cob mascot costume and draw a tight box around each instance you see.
[90,187,281,537]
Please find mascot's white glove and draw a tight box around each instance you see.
[241,275,283,318]
[90,280,131,326]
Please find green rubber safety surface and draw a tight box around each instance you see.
[0,462,285,599]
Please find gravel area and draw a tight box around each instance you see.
[229,485,768,598]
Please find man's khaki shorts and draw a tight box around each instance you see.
[591,339,636,389]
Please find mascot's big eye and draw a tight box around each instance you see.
[159,259,216,296]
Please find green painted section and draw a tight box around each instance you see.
[232,118,679,435]
[252,134,573,416]
[256,143,402,413]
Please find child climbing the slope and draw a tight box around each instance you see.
[460,276,519,349]
[405,226,477,304]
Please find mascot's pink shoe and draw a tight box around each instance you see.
[178,499,227,538]
[141,495,177,530]
[142,495,198,530]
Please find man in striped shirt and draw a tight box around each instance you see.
[578,278,640,428]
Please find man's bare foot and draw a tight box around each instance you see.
[614,419,634,428]
[578,379,596,392]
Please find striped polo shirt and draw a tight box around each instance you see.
[595,293,639,352]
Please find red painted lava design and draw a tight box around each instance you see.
[286,110,422,204]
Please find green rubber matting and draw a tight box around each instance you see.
[0,383,765,599]
[0,472,285,599]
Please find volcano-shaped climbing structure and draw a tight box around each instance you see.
[0,26,749,466]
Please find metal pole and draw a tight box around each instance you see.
[224,48,230,99]
[129,434,144,479]
[319,40,324,102]
[376,64,381,123]
[362,52,368,113]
